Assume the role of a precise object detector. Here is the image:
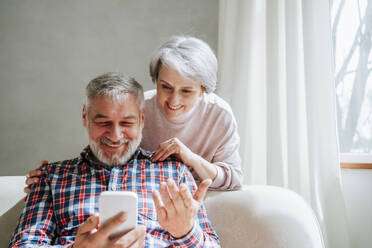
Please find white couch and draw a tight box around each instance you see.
[0,176,325,247]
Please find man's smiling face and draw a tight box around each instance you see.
[82,93,144,165]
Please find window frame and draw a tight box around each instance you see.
[332,0,372,169]
[340,153,372,169]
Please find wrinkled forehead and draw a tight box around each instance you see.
[86,93,140,116]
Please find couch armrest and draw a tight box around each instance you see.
[0,176,25,216]
[204,185,325,248]
[0,176,26,247]
[0,200,25,247]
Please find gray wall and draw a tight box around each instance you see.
[0,0,219,175]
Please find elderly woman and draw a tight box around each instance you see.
[25,35,243,190]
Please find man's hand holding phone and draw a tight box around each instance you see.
[73,212,145,248]
[152,178,212,238]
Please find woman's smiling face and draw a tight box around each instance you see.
[156,65,203,119]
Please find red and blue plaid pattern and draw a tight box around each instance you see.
[9,147,220,248]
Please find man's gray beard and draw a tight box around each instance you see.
[89,131,142,166]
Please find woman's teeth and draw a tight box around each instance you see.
[167,104,182,110]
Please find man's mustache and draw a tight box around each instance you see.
[99,137,130,146]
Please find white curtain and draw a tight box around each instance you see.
[217,0,350,247]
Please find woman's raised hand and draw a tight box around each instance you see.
[24,160,47,194]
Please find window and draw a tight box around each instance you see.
[331,0,372,167]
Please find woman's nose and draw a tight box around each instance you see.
[168,92,180,105]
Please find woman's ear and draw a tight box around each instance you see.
[200,86,206,96]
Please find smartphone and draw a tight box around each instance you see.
[99,191,138,237]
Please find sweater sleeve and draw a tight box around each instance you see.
[209,109,243,190]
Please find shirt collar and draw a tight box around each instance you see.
[79,146,153,169]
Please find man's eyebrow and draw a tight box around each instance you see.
[122,115,138,120]
[93,114,138,121]
[93,114,109,120]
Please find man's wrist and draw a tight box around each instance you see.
[171,223,203,247]
[170,224,194,239]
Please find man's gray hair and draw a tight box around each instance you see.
[86,72,144,111]
[149,35,217,93]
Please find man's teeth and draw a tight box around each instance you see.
[103,140,125,147]
[106,143,121,147]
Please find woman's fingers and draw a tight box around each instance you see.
[152,149,166,162]
[151,146,165,161]
[26,160,47,178]
[40,160,49,166]
[25,177,39,186]
[23,187,31,194]
[25,161,47,190]
[26,169,42,179]
[157,147,176,162]
[152,142,171,161]
[151,139,180,162]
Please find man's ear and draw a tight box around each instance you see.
[82,104,87,127]
[141,109,146,128]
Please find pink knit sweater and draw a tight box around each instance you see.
[141,90,243,190]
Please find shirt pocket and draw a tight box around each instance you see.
[53,190,99,232]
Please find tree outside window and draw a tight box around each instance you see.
[332,0,372,154]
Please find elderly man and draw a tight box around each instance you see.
[9,73,220,248]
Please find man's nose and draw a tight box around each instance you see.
[108,124,123,142]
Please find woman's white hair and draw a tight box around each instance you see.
[149,35,217,93]
[86,72,144,112]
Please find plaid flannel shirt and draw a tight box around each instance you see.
[9,147,220,248]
